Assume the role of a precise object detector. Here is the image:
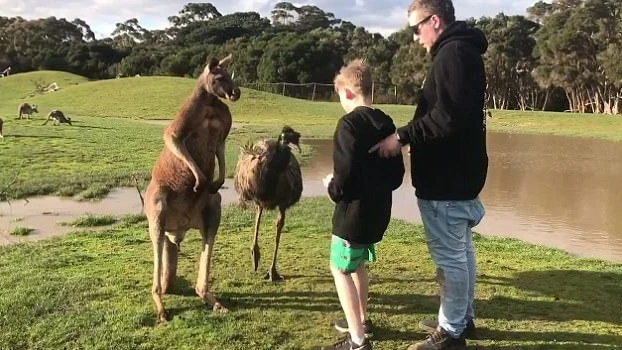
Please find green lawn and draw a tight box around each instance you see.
[0,199,620,349]
[0,71,621,349]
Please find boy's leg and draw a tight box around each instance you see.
[351,264,368,323]
[331,265,365,345]
[329,235,372,346]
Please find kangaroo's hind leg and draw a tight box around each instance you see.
[196,192,228,313]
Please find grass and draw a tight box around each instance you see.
[1,71,622,349]
[8,226,35,236]
[63,214,117,227]
[0,198,620,349]
[2,71,622,200]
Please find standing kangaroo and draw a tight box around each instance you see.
[43,110,72,125]
[143,54,240,323]
[17,103,38,119]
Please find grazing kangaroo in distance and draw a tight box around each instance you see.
[17,102,38,119]
[43,110,72,125]
[143,54,241,323]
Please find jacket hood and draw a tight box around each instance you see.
[353,106,395,132]
[431,21,488,58]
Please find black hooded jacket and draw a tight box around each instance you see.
[396,21,489,200]
[329,106,405,244]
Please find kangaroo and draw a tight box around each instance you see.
[17,103,38,119]
[0,118,3,138]
[43,110,72,126]
[143,54,241,323]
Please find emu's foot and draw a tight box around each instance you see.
[156,309,169,323]
[251,244,261,272]
[264,268,284,282]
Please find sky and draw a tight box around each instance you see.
[0,0,535,39]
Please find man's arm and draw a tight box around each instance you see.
[397,46,474,145]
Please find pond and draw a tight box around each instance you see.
[2,132,622,263]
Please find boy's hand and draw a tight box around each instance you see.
[322,173,333,188]
[369,134,401,158]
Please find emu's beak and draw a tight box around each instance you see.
[289,143,301,153]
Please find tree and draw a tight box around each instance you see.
[168,2,222,27]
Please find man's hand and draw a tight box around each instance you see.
[369,134,402,158]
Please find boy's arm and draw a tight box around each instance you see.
[328,118,356,202]
[387,152,405,191]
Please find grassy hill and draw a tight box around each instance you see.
[2,70,622,200]
[0,71,88,106]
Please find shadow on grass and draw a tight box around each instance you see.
[476,270,622,325]
[69,124,114,130]
[4,134,76,139]
[473,329,622,347]
[471,344,618,350]
[166,276,196,297]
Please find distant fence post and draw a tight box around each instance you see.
[282,83,286,96]
[371,82,375,104]
[311,83,317,101]
[394,85,398,104]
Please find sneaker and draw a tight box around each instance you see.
[418,319,476,339]
[333,319,374,338]
[316,336,373,350]
[407,327,466,350]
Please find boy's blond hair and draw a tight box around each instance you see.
[333,59,372,98]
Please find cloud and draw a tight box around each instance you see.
[0,0,535,38]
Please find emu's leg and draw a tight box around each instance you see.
[196,192,227,312]
[265,206,285,282]
[147,196,168,323]
[251,206,263,272]
[161,233,180,294]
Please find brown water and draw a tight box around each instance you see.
[2,132,622,262]
[301,134,622,262]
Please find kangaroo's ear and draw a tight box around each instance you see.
[218,54,232,68]
[205,57,220,74]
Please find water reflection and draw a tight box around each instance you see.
[303,134,622,262]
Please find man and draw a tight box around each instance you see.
[370,0,488,349]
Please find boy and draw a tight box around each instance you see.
[316,59,405,350]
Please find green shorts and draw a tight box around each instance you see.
[330,235,376,274]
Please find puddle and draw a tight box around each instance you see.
[3,134,622,264]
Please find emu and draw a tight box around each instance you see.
[233,126,303,282]
[43,110,72,125]
[143,54,240,323]
[17,103,38,119]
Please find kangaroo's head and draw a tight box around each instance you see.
[66,117,72,125]
[278,126,301,153]
[31,104,39,113]
[201,54,241,102]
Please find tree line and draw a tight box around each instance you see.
[1,0,621,113]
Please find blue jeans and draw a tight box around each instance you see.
[417,198,485,338]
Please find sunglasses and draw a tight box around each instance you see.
[412,14,433,36]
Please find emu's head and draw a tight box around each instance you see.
[278,126,301,152]
[201,54,241,102]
